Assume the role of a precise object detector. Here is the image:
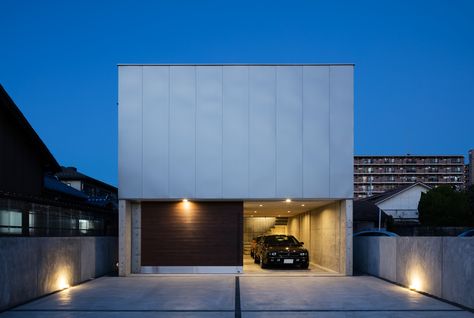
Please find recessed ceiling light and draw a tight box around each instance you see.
[285,199,291,203]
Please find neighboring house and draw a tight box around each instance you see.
[118,64,354,275]
[354,155,465,198]
[357,182,431,223]
[0,84,117,236]
[56,166,118,210]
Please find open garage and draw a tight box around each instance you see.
[243,200,351,275]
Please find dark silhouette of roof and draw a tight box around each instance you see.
[353,200,388,222]
[0,84,60,173]
[359,182,431,204]
[56,166,117,192]
[43,175,88,200]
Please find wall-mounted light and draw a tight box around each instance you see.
[285,199,291,203]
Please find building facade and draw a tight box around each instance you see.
[118,64,354,275]
[354,155,465,198]
[468,149,473,187]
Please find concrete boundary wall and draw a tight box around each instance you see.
[0,237,117,311]
[354,236,474,309]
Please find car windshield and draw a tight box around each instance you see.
[264,235,300,246]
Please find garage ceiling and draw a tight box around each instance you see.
[244,200,334,217]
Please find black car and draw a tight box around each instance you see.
[254,235,309,269]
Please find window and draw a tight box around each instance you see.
[0,210,22,234]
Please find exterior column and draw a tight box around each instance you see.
[340,199,353,276]
[118,200,132,276]
[131,202,141,273]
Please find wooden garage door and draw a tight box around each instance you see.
[141,201,243,266]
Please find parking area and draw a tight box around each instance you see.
[1,275,472,317]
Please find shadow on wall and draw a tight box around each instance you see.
[287,201,345,273]
[0,237,117,311]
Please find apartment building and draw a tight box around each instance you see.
[354,155,465,198]
[468,149,473,187]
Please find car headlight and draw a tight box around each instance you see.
[268,252,277,256]
[300,252,307,256]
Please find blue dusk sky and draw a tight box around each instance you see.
[1,0,473,186]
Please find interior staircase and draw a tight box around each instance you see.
[243,217,289,255]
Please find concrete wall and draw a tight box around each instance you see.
[0,237,117,311]
[243,217,276,243]
[288,200,352,275]
[354,237,474,309]
[118,64,354,200]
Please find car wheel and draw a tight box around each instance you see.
[260,257,267,269]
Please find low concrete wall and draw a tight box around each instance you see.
[354,236,474,309]
[0,237,117,311]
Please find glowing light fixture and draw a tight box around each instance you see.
[409,277,422,291]
[285,199,291,203]
[287,210,291,213]
[301,204,305,207]
[253,210,257,213]
[182,199,188,203]
[57,276,70,290]
[259,204,263,207]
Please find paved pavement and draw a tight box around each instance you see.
[1,275,472,317]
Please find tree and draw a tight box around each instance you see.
[418,186,473,226]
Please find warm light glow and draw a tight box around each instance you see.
[301,204,305,207]
[182,199,188,202]
[57,275,70,290]
[409,277,422,291]
[253,210,257,213]
[259,204,263,207]
[285,199,291,203]
[287,210,291,213]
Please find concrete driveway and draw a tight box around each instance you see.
[1,275,472,317]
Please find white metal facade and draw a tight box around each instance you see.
[118,65,354,200]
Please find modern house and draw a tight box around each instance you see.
[118,64,354,275]
[354,155,465,198]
